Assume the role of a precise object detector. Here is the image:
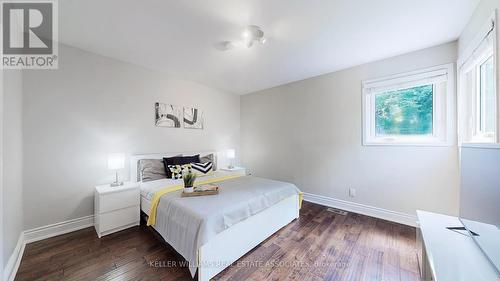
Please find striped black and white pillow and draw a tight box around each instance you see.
[191,162,213,176]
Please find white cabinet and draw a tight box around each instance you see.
[94,182,140,238]
[417,210,499,281]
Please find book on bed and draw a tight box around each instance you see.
[181,184,219,197]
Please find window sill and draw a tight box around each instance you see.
[363,143,453,147]
[459,142,500,149]
[363,138,454,147]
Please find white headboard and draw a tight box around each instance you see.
[130,151,218,183]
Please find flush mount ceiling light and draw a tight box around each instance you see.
[242,25,266,48]
[216,25,266,51]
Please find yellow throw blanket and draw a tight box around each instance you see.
[147,175,304,226]
[147,174,244,226]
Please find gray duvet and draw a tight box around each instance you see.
[153,176,300,277]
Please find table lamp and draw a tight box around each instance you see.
[226,149,236,169]
[108,153,125,187]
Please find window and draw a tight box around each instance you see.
[362,64,454,146]
[375,85,433,136]
[458,17,497,143]
[478,56,495,136]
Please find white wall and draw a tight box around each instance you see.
[22,44,240,230]
[2,70,24,268]
[241,42,459,218]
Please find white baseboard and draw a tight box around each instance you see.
[23,215,94,244]
[3,215,95,281]
[302,192,417,227]
[3,233,25,281]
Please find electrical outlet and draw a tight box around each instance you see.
[349,187,356,197]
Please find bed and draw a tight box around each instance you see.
[130,152,301,281]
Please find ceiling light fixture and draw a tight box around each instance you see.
[217,25,266,51]
[242,25,265,48]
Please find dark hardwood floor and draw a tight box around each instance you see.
[15,202,420,281]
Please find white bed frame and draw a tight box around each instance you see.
[131,152,300,281]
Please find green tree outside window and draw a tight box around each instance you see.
[375,85,433,135]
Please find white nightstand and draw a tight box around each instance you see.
[219,167,247,176]
[94,182,140,238]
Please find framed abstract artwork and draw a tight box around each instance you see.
[183,107,204,129]
[155,103,182,128]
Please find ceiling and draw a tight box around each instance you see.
[59,0,479,94]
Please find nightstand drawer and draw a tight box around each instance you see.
[99,206,139,233]
[99,188,139,213]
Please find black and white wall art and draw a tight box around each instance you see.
[155,103,182,128]
[183,107,204,129]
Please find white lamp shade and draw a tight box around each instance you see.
[226,149,236,159]
[108,153,125,170]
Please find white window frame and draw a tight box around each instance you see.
[362,63,455,146]
[476,55,495,138]
[458,12,498,144]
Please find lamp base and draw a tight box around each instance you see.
[110,170,123,187]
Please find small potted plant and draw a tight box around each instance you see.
[183,171,197,193]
